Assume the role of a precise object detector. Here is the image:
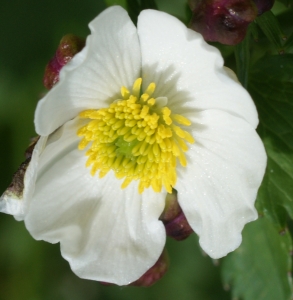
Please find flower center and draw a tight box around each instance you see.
[77,78,194,194]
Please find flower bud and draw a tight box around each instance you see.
[25,136,40,159]
[253,0,274,15]
[160,190,194,241]
[3,161,30,200]
[189,0,258,45]
[43,34,85,90]
[100,250,169,287]
[3,137,39,200]
[130,249,169,287]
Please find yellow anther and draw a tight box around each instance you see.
[165,138,172,150]
[112,120,125,130]
[121,177,132,189]
[148,149,154,161]
[117,126,131,136]
[179,151,187,167]
[121,86,130,99]
[99,169,110,178]
[77,125,87,136]
[124,134,137,142]
[140,93,149,102]
[132,142,142,155]
[79,109,95,118]
[144,82,156,97]
[140,105,149,118]
[77,77,194,194]
[125,119,137,127]
[183,131,195,144]
[162,107,172,125]
[147,98,156,106]
[172,114,191,126]
[162,107,171,116]
[172,125,186,138]
[78,138,89,150]
[172,141,180,156]
[139,141,148,155]
[137,131,147,141]
[132,78,142,97]
[113,155,123,170]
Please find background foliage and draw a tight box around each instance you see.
[0,0,292,299]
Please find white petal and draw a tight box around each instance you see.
[35,6,141,136]
[137,10,258,128]
[0,136,47,220]
[175,110,266,259]
[25,118,166,285]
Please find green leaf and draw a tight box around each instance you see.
[256,11,286,53]
[104,0,127,8]
[141,0,158,9]
[222,217,292,300]
[276,0,293,7]
[235,26,251,88]
[284,33,293,50]
[126,0,141,24]
[125,0,158,24]
[250,22,260,42]
[223,53,293,300]
[249,54,293,225]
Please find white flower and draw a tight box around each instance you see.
[0,6,266,285]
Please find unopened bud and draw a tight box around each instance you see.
[3,160,29,200]
[189,0,258,45]
[3,136,39,200]
[130,249,169,287]
[253,0,274,15]
[43,34,85,90]
[160,190,193,241]
[25,136,40,159]
[100,250,169,287]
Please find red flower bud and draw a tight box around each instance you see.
[43,34,85,90]
[130,250,169,287]
[189,0,258,45]
[253,0,274,15]
[160,190,193,241]
[100,250,169,287]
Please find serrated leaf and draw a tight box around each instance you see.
[222,217,292,300]
[256,11,286,53]
[104,0,127,8]
[249,54,293,222]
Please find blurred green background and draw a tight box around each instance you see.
[0,0,231,299]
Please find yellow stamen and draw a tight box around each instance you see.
[77,78,194,194]
[132,78,142,97]
[121,87,130,99]
[144,82,156,96]
[172,114,191,126]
